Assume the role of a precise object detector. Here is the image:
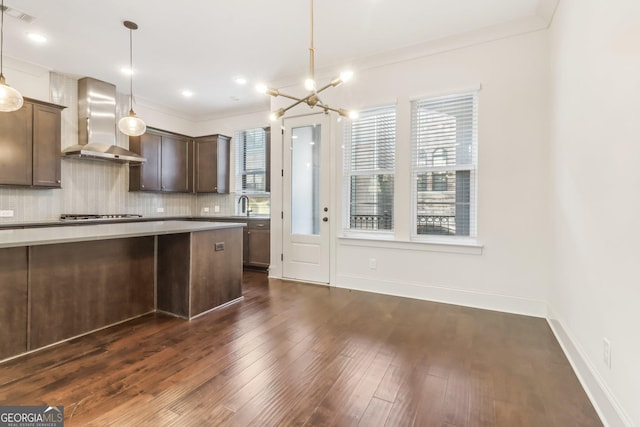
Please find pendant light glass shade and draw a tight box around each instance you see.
[118,110,146,136]
[0,75,23,112]
[0,0,24,112]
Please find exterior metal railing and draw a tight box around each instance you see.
[416,214,456,235]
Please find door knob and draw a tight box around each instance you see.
[323,217,328,222]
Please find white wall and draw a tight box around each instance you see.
[549,0,640,425]
[270,29,552,317]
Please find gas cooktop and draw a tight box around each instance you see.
[60,214,143,221]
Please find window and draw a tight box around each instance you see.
[235,127,268,194]
[343,106,396,232]
[411,92,477,238]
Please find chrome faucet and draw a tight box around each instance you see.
[238,195,251,217]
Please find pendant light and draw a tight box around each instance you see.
[118,20,146,136]
[0,0,23,112]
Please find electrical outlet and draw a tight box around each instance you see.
[0,210,14,217]
[603,338,611,369]
[203,207,210,213]
[156,207,164,213]
[369,258,377,270]
[214,205,220,213]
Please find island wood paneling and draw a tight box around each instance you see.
[157,229,242,319]
[29,237,155,349]
[0,247,28,359]
[156,233,191,318]
[190,227,242,316]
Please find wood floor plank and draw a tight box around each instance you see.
[0,271,603,427]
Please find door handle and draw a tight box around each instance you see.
[322,217,328,222]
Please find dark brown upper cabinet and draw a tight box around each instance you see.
[129,128,193,192]
[194,134,230,194]
[0,98,64,188]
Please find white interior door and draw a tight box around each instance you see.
[282,114,331,283]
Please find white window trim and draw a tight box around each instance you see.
[338,235,483,256]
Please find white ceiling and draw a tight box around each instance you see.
[2,0,552,120]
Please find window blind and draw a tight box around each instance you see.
[235,127,267,193]
[411,92,477,238]
[343,105,396,231]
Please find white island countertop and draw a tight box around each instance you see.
[0,220,246,249]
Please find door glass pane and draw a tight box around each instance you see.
[291,125,321,235]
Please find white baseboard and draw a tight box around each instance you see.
[335,274,547,317]
[546,307,633,427]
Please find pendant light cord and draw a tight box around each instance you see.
[1,0,5,77]
[128,26,133,113]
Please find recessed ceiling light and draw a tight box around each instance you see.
[234,77,247,85]
[182,90,193,98]
[26,32,47,44]
[120,67,134,75]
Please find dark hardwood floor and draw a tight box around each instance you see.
[0,271,602,426]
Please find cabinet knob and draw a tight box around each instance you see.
[214,187,217,191]
[141,184,145,188]
[56,179,61,184]
[247,231,251,235]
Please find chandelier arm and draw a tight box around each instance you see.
[314,82,334,95]
[276,92,305,102]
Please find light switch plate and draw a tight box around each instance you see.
[0,210,14,217]
[156,207,164,213]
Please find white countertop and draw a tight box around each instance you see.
[0,220,246,249]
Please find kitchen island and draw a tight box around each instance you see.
[0,221,245,361]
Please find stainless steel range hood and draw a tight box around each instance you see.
[62,77,146,164]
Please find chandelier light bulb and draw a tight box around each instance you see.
[339,70,354,83]
[304,78,316,92]
[255,84,268,94]
[269,108,285,121]
[348,110,359,119]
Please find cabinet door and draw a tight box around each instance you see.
[0,103,33,186]
[129,132,162,191]
[195,135,230,194]
[33,103,62,188]
[247,228,270,268]
[161,135,191,192]
[195,136,218,193]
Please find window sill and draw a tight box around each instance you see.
[338,234,483,255]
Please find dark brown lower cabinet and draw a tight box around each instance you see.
[246,227,270,268]
[157,228,243,319]
[0,247,28,360]
[29,237,155,349]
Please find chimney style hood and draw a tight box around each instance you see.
[61,77,146,164]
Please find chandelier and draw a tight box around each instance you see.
[257,0,357,121]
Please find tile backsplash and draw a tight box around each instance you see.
[0,72,241,223]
